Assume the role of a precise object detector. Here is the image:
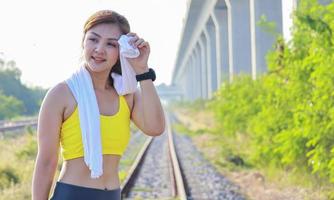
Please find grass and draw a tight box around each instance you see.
[0,127,36,200]
[0,122,149,200]
[169,103,334,200]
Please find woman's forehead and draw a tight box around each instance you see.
[87,23,122,39]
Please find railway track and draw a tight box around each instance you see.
[120,111,246,200]
[0,119,37,133]
[121,112,187,199]
[2,111,246,199]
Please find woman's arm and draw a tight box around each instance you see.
[32,83,65,200]
[126,32,165,136]
[131,79,165,136]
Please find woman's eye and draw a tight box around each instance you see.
[107,43,117,47]
[89,38,97,42]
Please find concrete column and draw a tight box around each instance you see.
[282,0,297,42]
[251,0,283,78]
[188,57,192,100]
[212,1,229,87]
[194,44,202,99]
[190,54,196,100]
[318,0,332,5]
[180,77,185,99]
[185,59,191,100]
[179,64,186,101]
[188,59,193,100]
[202,30,212,99]
[229,0,252,76]
[198,36,208,99]
[191,52,198,99]
[223,0,234,82]
[206,17,218,93]
[191,56,196,100]
[183,61,187,100]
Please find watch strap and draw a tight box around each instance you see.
[136,68,156,82]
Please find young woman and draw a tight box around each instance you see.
[32,10,165,200]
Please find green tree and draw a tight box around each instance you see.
[0,61,46,116]
[210,0,334,184]
[0,91,24,120]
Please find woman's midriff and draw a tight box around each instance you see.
[58,155,121,190]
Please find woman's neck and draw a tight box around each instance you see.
[84,64,112,91]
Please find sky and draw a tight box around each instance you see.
[0,0,292,89]
[0,0,188,89]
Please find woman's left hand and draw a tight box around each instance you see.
[126,32,150,74]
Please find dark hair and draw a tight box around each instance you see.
[82,10,130,86]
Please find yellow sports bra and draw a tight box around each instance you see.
[60,95,131,160]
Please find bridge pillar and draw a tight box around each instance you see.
[187,58,192,100]
[206,18,218,94]
[229,0,252,77]
[212,1,229,87]
[189,58,195,100]
[190,54,196,100]
[190,53,197,99]
[199,35,209,99]
[185,59,191,100]
[194,45,202,99]
[182,74,187,101]
[202,30,213,99]
[251,0,283,78]
[317,0,332,5]
[172,0,294,101]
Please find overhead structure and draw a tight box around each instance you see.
[171,0,289,100]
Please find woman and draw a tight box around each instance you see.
[32,10,165,200]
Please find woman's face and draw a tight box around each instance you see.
[83,23,121,73]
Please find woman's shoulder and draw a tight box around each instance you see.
[42,82,76,117]
[46,81,75,104]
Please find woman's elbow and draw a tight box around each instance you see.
[145,122,165,136]
[146,130,164,136]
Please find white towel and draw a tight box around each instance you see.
[111,35,140,95]
[66,65,103,179]
[64,35,139,179]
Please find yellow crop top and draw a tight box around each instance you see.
[60,95,131,160]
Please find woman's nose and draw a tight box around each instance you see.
[94,43,105,54]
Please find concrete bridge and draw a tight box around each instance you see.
[170,0,331,101]
[171,0,286,100]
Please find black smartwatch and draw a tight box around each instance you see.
[136,68,156,82]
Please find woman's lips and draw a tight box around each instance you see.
[92,56,106,63]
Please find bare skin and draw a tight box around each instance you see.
[57,82,133,190]
[32,23,165,200]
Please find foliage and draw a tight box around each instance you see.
[15,134,37,160]
[0,166,20,190]
[0,59,46,119]
[0,131,37,199]
[209,0,334,187]
[0,91,24,120]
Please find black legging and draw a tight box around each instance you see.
[50,181,121,200]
